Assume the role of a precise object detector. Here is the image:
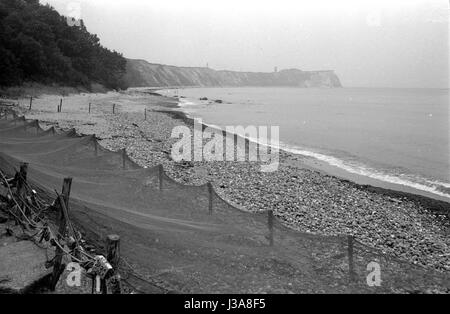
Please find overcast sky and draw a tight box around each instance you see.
[41,0,449,88]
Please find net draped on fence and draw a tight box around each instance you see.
[0,110,448,293]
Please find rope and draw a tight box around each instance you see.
[0,168,96,264]
[0,169,38,227]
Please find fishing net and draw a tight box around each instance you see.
[0,111,448,293]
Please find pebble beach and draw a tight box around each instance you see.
[10,89,450,274]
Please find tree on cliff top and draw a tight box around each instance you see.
[0,0,127,89]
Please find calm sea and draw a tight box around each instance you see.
[160,87,450,201]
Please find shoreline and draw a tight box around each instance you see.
[159,99,450,211]
[161,89,450,204]
[4,90,450,273]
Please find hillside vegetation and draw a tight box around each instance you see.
[0,0,127,90]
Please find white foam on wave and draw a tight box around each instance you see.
[173,94,450,200]
[282,143,450,200]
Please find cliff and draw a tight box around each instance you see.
[124,59,342,88]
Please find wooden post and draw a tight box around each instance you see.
[348,235,355,282]
[89,103,91,114]
[144,108,147,120]
[158,165,163,190]
[50,177,72,290]
[105,234,121,294]
[59,98,63,112]
[268,209,274,246]
[106,235,120,271]
[122,149,126,170]
[35,121,39,134]
[16,163,28,216]
[17,162,28,192]
[60,178,72,225]
[29,97,32,110]
[93,134,98,156]
[113,103,115,114]
[207,182,213,214]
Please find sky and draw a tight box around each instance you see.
[41,0,449,88]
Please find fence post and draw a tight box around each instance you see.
[348,235,355,282]
[158,165,163,190]
[59,98,63,112]
[207,182,213,214]
[50,177,72,290]
[106,234,121,294]
[16,162,28,192]
[106,235,120,271]
[122,149,126,170]
[16,163,29,216]
[29,97,32,110]
[268,209,274,246]
[113,103,115,114]
[93,134,98,156]
[89,102,91,114]
[144,108,147,120]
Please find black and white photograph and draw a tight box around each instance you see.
[0,0,449,302]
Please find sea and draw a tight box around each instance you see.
[159,87,450,202]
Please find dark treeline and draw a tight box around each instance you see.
[0,0,127,89]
